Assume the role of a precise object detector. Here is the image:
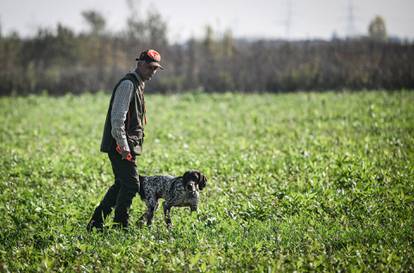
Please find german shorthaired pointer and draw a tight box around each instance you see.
[137,170,207,228]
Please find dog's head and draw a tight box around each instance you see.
[182,170,207,197]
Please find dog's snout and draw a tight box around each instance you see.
[186,183,197,197]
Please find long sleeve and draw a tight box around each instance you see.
[110,80,134,152]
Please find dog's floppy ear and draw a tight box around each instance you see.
[183,171,206,190]
[197,172,207,190]
[182,171,193,185]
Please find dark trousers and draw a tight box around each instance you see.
[89,148,139,228]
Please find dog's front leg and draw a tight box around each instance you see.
[136,211,147,228]
[190,205,197,213]
[163,201,172,228]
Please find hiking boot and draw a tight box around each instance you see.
[86,219,104,232]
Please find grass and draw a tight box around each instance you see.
[0,91,413,272]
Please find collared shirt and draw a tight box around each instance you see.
[110,71,145,152]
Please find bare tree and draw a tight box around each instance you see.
[82,10,106,35]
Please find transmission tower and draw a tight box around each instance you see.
[285,0,293,39]
[346,0,356,37]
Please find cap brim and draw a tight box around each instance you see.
[136,58,164,69]
[148,62,164,70]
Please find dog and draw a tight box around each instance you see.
[137,170,207,228]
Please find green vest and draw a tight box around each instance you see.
[100,73,145,155]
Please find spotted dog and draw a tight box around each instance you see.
[138,170,207,228]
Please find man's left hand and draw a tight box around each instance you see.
[116,145,134,162]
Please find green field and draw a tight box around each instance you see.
[0,91,413,272]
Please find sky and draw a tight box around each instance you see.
[0,0,413,42]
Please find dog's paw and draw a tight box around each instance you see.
[136,220,145,229]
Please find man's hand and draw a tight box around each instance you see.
[116,145,134,162]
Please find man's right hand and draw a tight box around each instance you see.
[116,145,134,162]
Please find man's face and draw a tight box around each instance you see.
[139,62,159,81]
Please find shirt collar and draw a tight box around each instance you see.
[131,70,145,90]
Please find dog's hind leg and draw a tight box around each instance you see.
[146,200,158,226]
[163,201,172,228]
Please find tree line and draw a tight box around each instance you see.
[0,10,413,95]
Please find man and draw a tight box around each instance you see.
[87,49,164,231]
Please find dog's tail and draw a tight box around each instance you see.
[138,175,146,200]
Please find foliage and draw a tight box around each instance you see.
[368,16,387,42]
[0,91,413,272]
[0,9,413,95]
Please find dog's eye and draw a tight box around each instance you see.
[187,185,193,191]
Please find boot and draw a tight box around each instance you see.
[86,206,107,232]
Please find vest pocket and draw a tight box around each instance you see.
[127,129,144,156]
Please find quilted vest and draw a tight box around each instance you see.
[100,73,145,155]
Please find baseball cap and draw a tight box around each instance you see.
[136,49,164,70]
